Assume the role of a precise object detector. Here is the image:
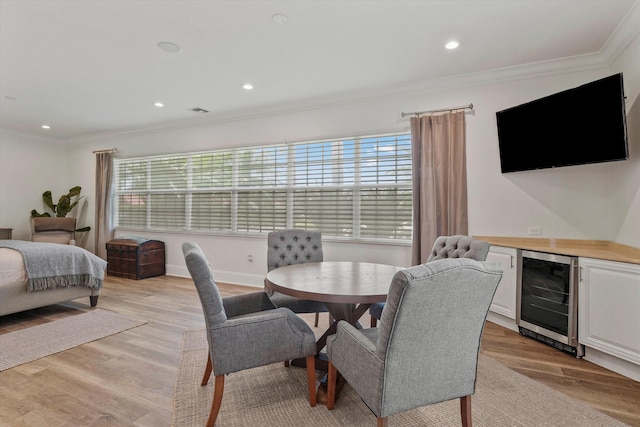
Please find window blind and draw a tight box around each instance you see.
[114,132,412,241]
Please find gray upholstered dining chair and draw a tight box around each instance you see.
[369,235,491,327]
[182,242,318,427]
[266,229,329,327]
[326,258,503,427]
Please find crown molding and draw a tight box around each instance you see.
[601,0,640,64]
[0,128,67,144]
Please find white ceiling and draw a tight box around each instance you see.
[1,0,639,140]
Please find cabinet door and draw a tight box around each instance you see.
[487,246,518,319]
[579,257,640,365]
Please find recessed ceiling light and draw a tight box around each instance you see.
[272,13,288,24]
[154,102,164,107]
[41,124,51,129]
[157,41,181,53]
[445,40,461,50]
[242,83,254,90]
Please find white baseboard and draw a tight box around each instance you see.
[583,346,640,382]
[166,264,263,288]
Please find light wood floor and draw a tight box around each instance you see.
[1,274,638,426]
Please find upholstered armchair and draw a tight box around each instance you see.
[369,235,490,327]
[266,229,329,327]
[182,242,318,426]
[30,217,77,245]
[327,258,503,427]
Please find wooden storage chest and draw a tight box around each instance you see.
[106,237,165,280]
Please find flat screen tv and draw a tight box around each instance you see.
[496,73,628,173]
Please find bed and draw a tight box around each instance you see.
[0,240,107,316]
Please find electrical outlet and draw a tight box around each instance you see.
[527,226,542,235]
[247,254,253,263]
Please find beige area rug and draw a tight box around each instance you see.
[172,329,628,427]
[0,309,146,371]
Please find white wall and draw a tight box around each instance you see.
[0,131,70,240]
[610,31,640,247]
[466,75,617,240]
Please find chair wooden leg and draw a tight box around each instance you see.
[377,416,388,427]
[326,361,337,410]
[314,312,319,327]
[460,395,472,427]
[370,317,377,327]
[206,374,224,427]
[306,355,317,407]
[202,353,213,386]
[284,360,290,367]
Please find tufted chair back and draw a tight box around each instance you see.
[427,235,490,262]
[368,235,491,327]
[182,242,228,332]
[267,229,323,272]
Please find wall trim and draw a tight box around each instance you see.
[0,128,67,144]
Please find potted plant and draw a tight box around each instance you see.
[31,186,91,233]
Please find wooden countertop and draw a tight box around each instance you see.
[474,236,640,265]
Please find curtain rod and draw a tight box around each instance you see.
[93,148,118,154]
[401,103,473,118]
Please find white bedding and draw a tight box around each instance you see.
[0,248,28,285]
[0,240,106,291]
[0,245,102,316]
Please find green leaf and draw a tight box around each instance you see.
[42,191,55,213]
[56,195,72,217]
[68,186,82,197]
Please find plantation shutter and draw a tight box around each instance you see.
[114,132,412,241]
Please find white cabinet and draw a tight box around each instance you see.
[486,246,518,330]
[579,257,640,380]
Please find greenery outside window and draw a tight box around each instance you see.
[114,132,412,241]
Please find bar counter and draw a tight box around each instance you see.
[474,236,640,265]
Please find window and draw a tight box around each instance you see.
[114,132,412,241]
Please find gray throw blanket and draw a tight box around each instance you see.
[0,240,107,292]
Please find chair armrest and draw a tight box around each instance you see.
[328,321,378,358]
[222,291,277,318]
[211,308,315,375]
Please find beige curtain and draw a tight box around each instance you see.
[94,152,115,259]
[411,111,468,265]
